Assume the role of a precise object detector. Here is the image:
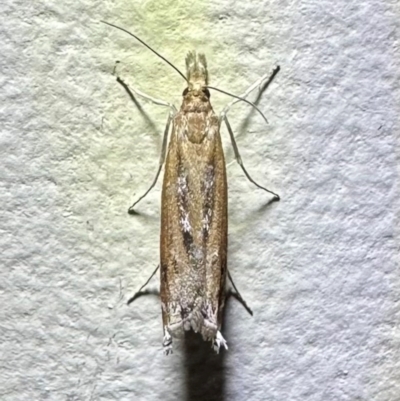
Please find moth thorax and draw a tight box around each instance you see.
[186,51,208,88]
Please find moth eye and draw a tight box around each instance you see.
[203,88,211,98]
[182,87,189,96]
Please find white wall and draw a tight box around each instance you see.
[1,0,398,400]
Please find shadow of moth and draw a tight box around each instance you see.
[102,21,280,354]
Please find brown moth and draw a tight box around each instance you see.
[159,53,228,353]
[102,21,279,354]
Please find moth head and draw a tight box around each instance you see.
[185,51,208,85]
[183,51,210,99]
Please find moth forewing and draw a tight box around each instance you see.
[160,52,228,353]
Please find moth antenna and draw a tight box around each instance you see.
[101,20,188,83]
[207,85,269,125]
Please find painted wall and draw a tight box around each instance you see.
[1,0,398,400]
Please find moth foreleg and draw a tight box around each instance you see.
[116,76,178,112]
[113,61,177,112]
[112,72,177,213]
[221,66,280,116]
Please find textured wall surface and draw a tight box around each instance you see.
[1,0,399,400]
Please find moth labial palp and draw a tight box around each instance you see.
[102,20,280,354]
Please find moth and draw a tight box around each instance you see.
[102,21,280,354]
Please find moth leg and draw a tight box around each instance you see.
[127,265,159,305]
[221,66,280,116]
[212,331,228,353]
[116,77,178,112]
[227,270,253,316]
[219,66,280,201]
[221,113,280,201]
[163,327,173,355]
[113,61,177,112]
[127,110,175,213]
[112,74,177,213]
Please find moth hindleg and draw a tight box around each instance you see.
[163,327,173,355]
[127,265,160,305]
[212,331,228,353]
